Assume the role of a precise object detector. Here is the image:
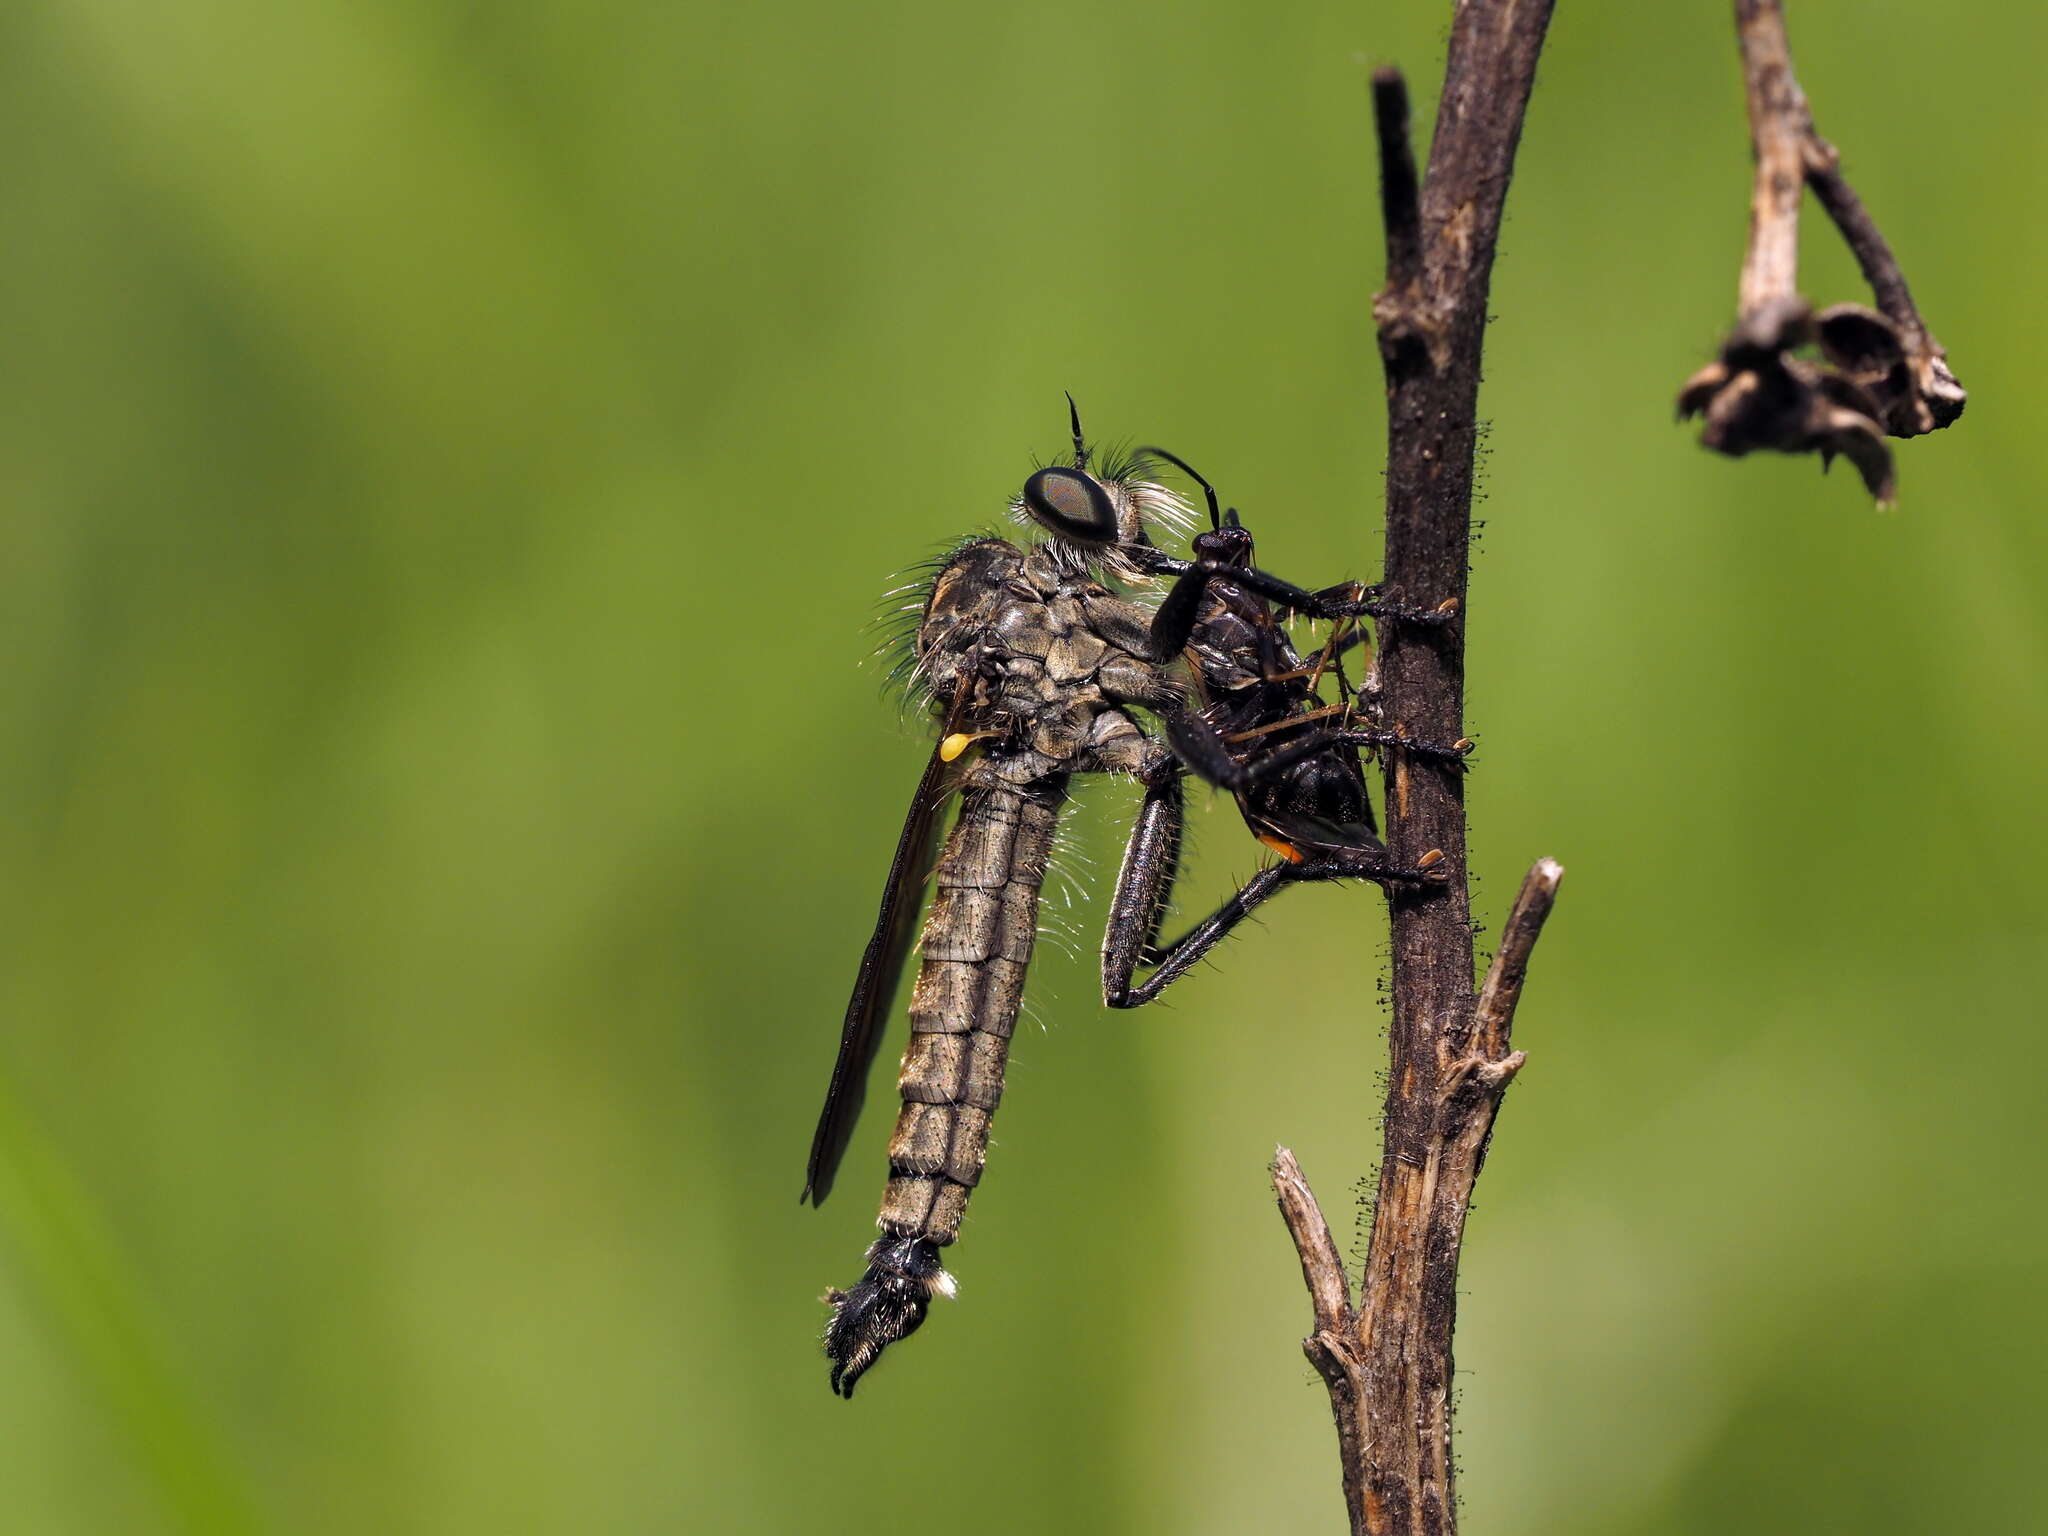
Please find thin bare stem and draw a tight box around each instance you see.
[1803,156,1966,433]
[1679,0,1963,501]
[1274,6,1561,1531]
[1806,164,1916,342]
[1735,0,1812,317]
[1737,0,1935,364]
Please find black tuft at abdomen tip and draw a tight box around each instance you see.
[822,1235,947,1398]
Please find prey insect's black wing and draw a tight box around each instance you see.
[802,741,958,1206]
[1253,807,1384,859]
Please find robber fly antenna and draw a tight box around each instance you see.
[1064,392,1088,468]
[1138,446,1223,531]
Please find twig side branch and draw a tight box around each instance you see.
[1271,1147,1368,1529]
[1473,857,1564,1061]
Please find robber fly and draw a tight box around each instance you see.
[802,411,1191,1397]
[803,409,1452,1397]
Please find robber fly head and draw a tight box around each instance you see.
[1012,398,1194,565]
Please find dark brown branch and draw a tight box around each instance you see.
[1804,162,1967,436]
[1362,8,1559,1515]
[1806,164,1913,337]
[1678,0,1964,505]
[1273,8,1559,1533]
[1371,71,1422,298]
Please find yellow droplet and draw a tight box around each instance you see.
[940,733,974,762]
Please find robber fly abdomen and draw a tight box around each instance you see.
[821,770,1059,1395]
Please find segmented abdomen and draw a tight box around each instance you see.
[877,772,1065,1245]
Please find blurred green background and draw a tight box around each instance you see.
[4,1,2043,1531]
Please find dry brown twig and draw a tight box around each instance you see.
[1677,0,1966,506]
[1264,3,1561,1530]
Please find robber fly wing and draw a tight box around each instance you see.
[802,741,959,1206]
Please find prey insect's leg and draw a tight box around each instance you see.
[1135,554,1459,659]
[1327,729,1475,765]
[1140,553,1327,660]
[1284,618,1369,696]
[1326,625,1368,715]
[1314,581,1463,628]
[1170,710,1471,796]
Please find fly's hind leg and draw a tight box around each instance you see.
[1105,863,1297,1008]
[1101,763,1185,1006]
[1105,843,1447,1010]
[1098,719,1323,1010]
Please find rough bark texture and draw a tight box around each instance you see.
[1269,6,1561,1533]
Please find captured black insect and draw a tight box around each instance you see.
[1102,448,1469,1008]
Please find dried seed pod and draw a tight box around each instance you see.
[1677,297,1897,506]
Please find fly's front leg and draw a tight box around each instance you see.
[1085,721,1230,1008]
[1323,728,1475,768]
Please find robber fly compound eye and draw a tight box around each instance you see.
[1021,466,1119,545]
